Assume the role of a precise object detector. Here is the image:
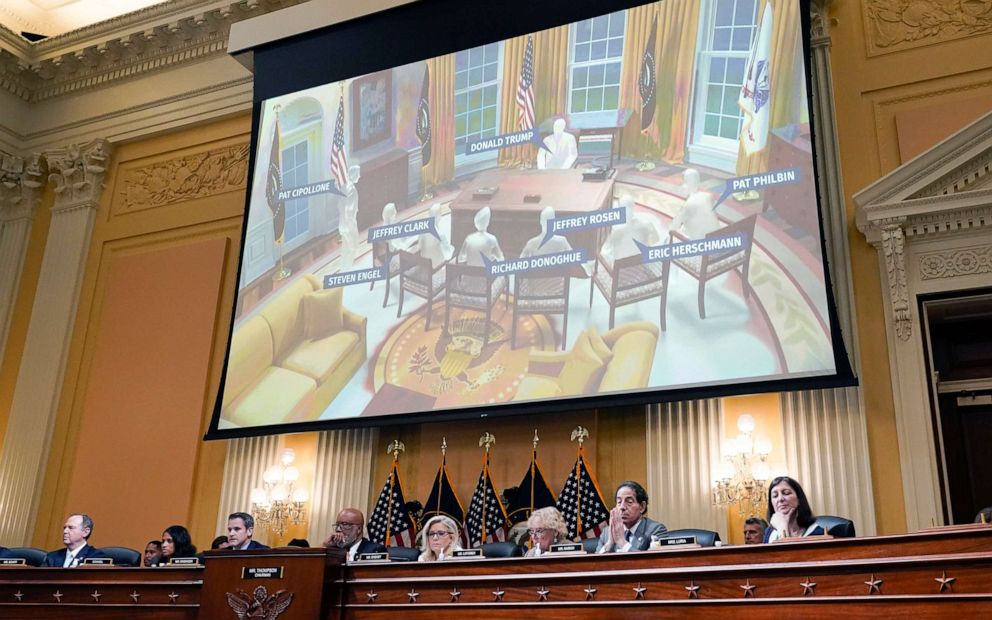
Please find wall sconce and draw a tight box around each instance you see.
[712,414,772,517]
[250,448,309,537]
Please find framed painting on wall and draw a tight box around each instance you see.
[351,70,392,151]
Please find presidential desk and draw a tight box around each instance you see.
[2,527,991,619]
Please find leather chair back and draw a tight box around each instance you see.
[7,547,47,567]
[815,515,856,538]
[661,528,721,547]
[100,546,141,566]
[480,542,523,558]
[581,537,600,554]
[387,546,420,562]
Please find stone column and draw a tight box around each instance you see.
[0,139,112,545]
[0,152,45,360]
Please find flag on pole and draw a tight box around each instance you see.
[464,452,510,547]
[329,92,350,191]
[505,445,557,525]
[555,444,610,540]
[264,114,285,243]
[422,451,465,527]
[367,456,417,547]
[515,35,536,132]
[416,66,432,167]
[638,16,658,132]
[738,2,774,155]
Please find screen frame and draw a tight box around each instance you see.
[206,0,856,441]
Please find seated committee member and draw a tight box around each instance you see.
[321,508,385,561]
[210,536,230,550]
[418,515,462,562]
[743,517,769,545]
[596,481,667,553]
[143,540,163,566]
[537,118,578,170]
[525,507,569,557]
[42,513,107,567]
[763,476,825,542]
[159,525,197,563]
[227,512,269,550]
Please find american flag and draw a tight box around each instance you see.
[463,455,509,548]
[555,446,610,541]
[329,93,350,191]
[515,35,535,132]
[367,459,417,547]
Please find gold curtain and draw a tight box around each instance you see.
[619,0,700,163]
[498,27,570,168]
[736,0,803,175]
[422,55,456,188]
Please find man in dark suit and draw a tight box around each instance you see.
[42,514,108,567]
[321,508,386,561]
[596,481,667,553]
[226,512,269,550]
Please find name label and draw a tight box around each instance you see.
[168,557,200,566]
[549,543,583,553]
[81,557,114,565]
[661,536,697,546]
[356,553,389,562]
[241,566,284,579]
[453,549,483,559]
[0,558,26,566]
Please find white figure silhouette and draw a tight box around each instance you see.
[338,164,361,269]
[418,202,454,268]
[537,118,578,170]
[457,206,504,266]
[599,193,661,267]
[671,168,721,239]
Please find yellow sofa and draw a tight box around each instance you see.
[222,275,367,427]
[512,322,659,400]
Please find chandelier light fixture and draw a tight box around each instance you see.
[712,414,772,517]
[250,448,309,537]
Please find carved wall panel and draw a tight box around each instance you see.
[116,142,249,214]
[919,244,992,279]
[864,0,992,56]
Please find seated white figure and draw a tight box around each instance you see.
[599,193,661,267]
[536,118,578,170]
[381,202,413,253]
[337,164,361,268]
[457,206,504,267]
[417,203,454,268]
[522,205,592,276]
[670,168,721,239]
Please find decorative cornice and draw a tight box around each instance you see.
[0,151,45,222]
[44,139,112,212]
[0,0,306,103]
[809,0,833,43]
[919,244,992,281]
[863,0,992,56]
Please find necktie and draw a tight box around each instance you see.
[625,530,632,544]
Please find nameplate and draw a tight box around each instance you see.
[0,558,26,566]
[549,543,583,553]
[81,557,114,566]
[452,549,483,559]
[241,566,284,579]
[168,557,200,566]
[772,534,833,543]
[661,536,696,546]
[356,553,390,562]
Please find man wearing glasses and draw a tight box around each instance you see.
[321,508,386,561]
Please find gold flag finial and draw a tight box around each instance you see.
[533,429,540,451]
[441,437,447,457]
[570,426,589,445]
[479,432,496,453]
[387,440,405,459]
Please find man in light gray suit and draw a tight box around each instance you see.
[596,481,667,553]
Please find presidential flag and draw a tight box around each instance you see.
[505,447,557,525]
[515,35,536,132]
[416,66,432,167]
[738,2,773,155]
[464,454,510,547]
[422,453,465,527]
[638,17,658,132]
[264,115,286,243]
[329,93,350,191]
[367,458,417,547]
[555,445,610,541]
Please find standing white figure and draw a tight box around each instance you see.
[671,168,721,239]
[457,206,504,266]
[337,164,361,269]
[537,118,578,170]
[418,203,454,268]
[599,193,661,267]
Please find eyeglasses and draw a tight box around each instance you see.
[333,522,361,530]
[426,531,452,539]
[528,528,550,537]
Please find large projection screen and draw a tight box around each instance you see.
[208,0,855,438]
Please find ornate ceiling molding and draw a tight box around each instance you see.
[0,0,305,103]
[44,138,112,211]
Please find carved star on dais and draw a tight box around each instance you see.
[13,591,24,602]
[800,578,817,596]
[130,591,141,603]
[168,592,180,603]
[449,588,461,602]
[935,571,956,593]
[864,574,883,595]
[52,591,63,603]
[632,583,647,599]
[366,589,378,603]
[584,585,597,601]
[536,586,550,602]
[91,590,102,602]
[492,587,505,602]
[685,581,700,599]
[739,579,756,598]
[407,589,420,603]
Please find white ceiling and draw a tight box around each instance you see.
[1,0,169,39]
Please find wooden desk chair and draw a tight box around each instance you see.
[444,263,507,347]
[511,268,571,350]
[369,240,401,307]
[589,252,670,331]
[670,214,757,319]
[396,250,447,330]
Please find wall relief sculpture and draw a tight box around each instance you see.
[865,0,992,54]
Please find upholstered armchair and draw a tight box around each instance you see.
[396,249,447,330]
[444,263,507,347]
[511,268,571,350]
[589,252,670,330]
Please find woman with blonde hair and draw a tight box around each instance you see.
[418,515,462,562]
[525,506,569,557]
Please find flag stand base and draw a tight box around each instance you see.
[635,161,656,172]
[273,242,292,281]
[732,189,761,202]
